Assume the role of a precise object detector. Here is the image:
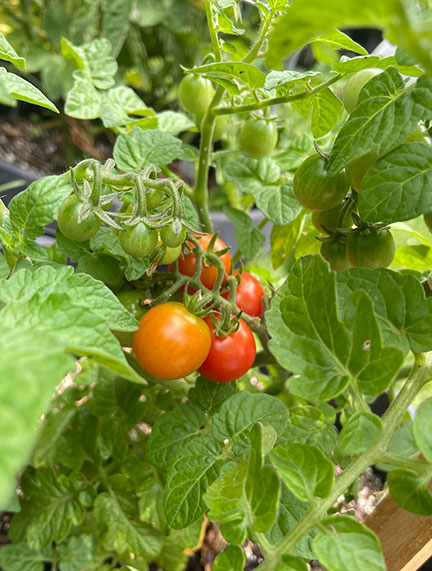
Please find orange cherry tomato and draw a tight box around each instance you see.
[133,302,211,380]
[177,233,231,290]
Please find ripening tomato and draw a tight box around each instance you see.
[57,194,101,241]
[222,271,265,318]
[346,227,395,269]
[239,117,278,159]
[133,302,211,380]
[177,233,231,290]
[120,222,158,258]
[198,316,256,383]
[320,238,351,272]
[179,75,215,115]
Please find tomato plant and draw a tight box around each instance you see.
[120,222,158,258]
[346,227,395,269]
[424,212,432,233]
[198,316,256,382]
[239,117,278,158]
[222,271,265,318]
[294,154,350,211]
[57,194,101,241]
[177,233,231,289]
[133,302,211,380]
[179,74,214,115]
[3,4,432,571]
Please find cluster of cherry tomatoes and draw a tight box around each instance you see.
[122,233,265,383]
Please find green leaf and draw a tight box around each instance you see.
[387,468,432,515]
[8,175,73,239]
[337,268,432,354]
[0,327,72,507]
[267,484,315,560]
[223,156,281,195]
[114,127,184,171]
[94,492,163,558]
[264,70,322,93]
[189,61,266,90]
[0,543,52,571]
[0,32,25,68]
[146,403,206,470]
[313,515,386,571]
[157,110,195,135]
[64,38,118,89]
[332,54,423,77]
[277,555,308,571]
[329,70,432,173]
[266,0,394,67]
[65,74,101,119]
[311,87,343,138]
[204,462,248,545]
[0,265,137,331]
[0,68,58,113]
[270,214,304,270]
[212,391,288,453]
[251,179,302,226]
[213,545,245,571]
[315,29,368,55]
[58,535,96,571]
[269,443,334,502]
[164,437,229,529]
[101,0,133,57]
[223,205,266,259]
[358,142,432,224]
[266,256,404,400]
[376,419,419,472]
[0,75,16,106]
[281,406,337,456]
[9,468,86,548]
[413,399,432,463]
[245,424,280,532]
[188,376,237,415]
[338,412,383,456]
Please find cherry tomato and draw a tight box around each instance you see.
[346,153,377,192]
[160,220,187,248]
[239,117,278,159]
[179,75,214,115]
[342,69,382,114]
[346,227,395,269]
[160,244,183,264]
[177,233,231,290]
[146,189,164,210]
[320,238,351,272]
[57,194,101,242]
[198,316,256,383]
[120,222,158,258]
[133,302,211,380]
[222,271,265,318]
[294,155,349,211]
[312,200,354,234]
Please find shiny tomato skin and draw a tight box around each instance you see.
[177,233,231,290]
[133,302,211,380]
[198,317,256,383]
[222,271,265,318]
[346,227,395,269]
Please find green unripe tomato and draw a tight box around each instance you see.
[160,244,183,264]
[195,113,229,142]
[342,69,382,114]
[160,220,187,248]
[146,189,164,210]
[294,155,350,211]
[179,75,214,114]
[346,227,395,269]
[113,289,147,347]
[423,213,432,233]
[239,117,278,159]
[346,153,377,192]
[320,238,351,271]
[312,200,354,234]
[120,222,158,258]
[57,194,101,242]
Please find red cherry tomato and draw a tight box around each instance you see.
[133,302,211,380]
[222,271,265,318]
[177,233,231,290]
[198,316,256,383]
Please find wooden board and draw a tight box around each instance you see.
[365,492,432,571]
